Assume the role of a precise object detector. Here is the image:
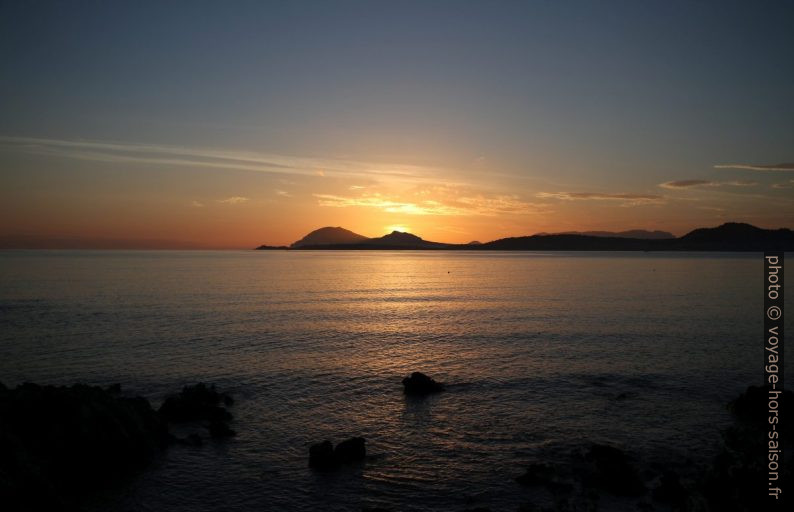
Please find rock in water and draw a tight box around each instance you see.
[208,418,236,438]
[158,382,232,423]
[515,463,556,486]
[158,382,235,440]
[402,372,445,395]
[0,382,169,510]
[334,437,366,463]
[309,437,367,470]
[309,440,336,470]
[583,444,645,496]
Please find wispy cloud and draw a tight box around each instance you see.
[0,136,441,182]
[536,192,663,205]
[217,196,249,204]
[714,163,794,171]
[191,200,205,208]
[275,190,292,197]
[772,180,794,189]
[314,186,545,216]
[659,179,757,189]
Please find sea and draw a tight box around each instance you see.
[0,250,787,511]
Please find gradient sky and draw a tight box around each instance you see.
[1,0,792,248]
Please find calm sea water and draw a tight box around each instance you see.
[0,250,787,511]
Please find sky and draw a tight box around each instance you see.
[1,0,792,248]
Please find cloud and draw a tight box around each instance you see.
[714,163,794,171]
[536,192,663,205]
[314,186,546,216]
[191,200,205,208]
[772,180,794,189]
[0,136,441,182]
[217,196,249,204]
[659,179,758,189]
[275,190,292,197]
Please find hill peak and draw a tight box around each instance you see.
[290,226,369,248]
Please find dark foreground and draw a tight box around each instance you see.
[0,378,789,512]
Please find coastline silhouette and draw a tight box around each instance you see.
[257,222,794,252]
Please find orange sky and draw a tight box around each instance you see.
[1,3,793,248]
[0,136,792,249]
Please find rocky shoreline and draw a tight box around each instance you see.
[0,381,236,511]
[1,377,789,511]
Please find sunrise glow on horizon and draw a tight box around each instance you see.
[1,2,792,249]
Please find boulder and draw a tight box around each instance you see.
[309,437,367,470]
[515,463,556,486]
[583,444,645,496]
[334,437,366,463]
[208,418,236,439]
[158,382,232,423]
[402,372,445,395]
[309,440,336,470]
[0,382,169,510]
[652,470,686,505]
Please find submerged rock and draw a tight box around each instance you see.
[309,437,367,470]
[402,372,445,395]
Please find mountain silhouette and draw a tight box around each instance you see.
[677,222,794,250]
[294,230,447,250]
[289,227,368,248]
[542,229,675,239]
[257,222,793,251]
[362,231,447,249]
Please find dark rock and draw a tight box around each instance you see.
[652,470,686,505]
[176,433,204,447]
[158,382,233,423]
[515,463,556,486]
[309,437,367,470]
[334,437,366,463]
[728,385,794,426]
[0,382,169,510]
[699,386,794,511]
[309,440,336,470]
[583,444,645,496]
[402,372,445,395]
[208,418,236,439]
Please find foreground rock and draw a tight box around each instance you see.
[159,382,235,438]
[513,385,793,511]
[582,443,645,496]
[0,382,169,510]
[699,385,793,511]
[402,372,445,395]
[309,437,367,470]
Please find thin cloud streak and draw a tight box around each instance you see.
[314,191,545,216]
[217,196,249,204]
[0,136,443,182]
[659,179,757,189]
[536,192,663,205]
[714,163,794,171]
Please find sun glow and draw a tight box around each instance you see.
[385,224,410,234]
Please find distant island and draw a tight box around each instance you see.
[256,223,794,252]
